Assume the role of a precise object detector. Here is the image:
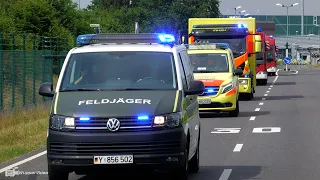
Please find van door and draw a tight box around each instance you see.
[179,50,199,156]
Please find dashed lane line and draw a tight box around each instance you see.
[264,94,268,96]
[259,102,264,105]
[233,144,243,152]
[0,151,47,174]
[218,169,232,180]
[266,91,270,93]
[262,97,266,100]
[249,116,256,121]
[255,108,260,111]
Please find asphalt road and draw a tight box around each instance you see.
[2,68,320,180]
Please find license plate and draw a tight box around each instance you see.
[94,155,133,164]
[198,99,211,104]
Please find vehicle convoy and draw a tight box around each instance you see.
[184,43,243,117]
[38,33,205,180]
[255,28,268,85]
[188,17,262,100]
[265,35,278,76]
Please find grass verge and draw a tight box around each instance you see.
[0,76,58,163]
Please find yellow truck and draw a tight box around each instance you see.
[184,43,243,117]
[188,18,262,100]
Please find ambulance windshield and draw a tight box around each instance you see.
[189,53,229,73]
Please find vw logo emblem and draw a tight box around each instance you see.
[106,118,120,132]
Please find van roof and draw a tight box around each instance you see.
[71,44,186,54]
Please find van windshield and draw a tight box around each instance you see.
[59,51,177,91]
[188,53,229,73]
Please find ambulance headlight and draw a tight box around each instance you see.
[49,115,75,130]
[153,112,182,128]
[221,82,234,94]
[239,79,248,84]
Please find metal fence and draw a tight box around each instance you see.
[0,33,70,112]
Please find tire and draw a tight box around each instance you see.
[48,165,69,180]
[228,100,239,117]
[173,142,189,180]
[189,130,200,173]
[262,79,268,85]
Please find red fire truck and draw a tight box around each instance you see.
[265,35,278,76]
[256,28,268,85]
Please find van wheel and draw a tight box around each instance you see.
[173,143,189,180]
[48,165,69,180]
[228,100,239,117]
[189,131,200,173]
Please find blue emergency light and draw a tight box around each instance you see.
[270,35,274,38]
[237,24,248,28]
[137,115,149,120]
[257,28,262,32]
[79,117,90,121]
[76,33,176,46]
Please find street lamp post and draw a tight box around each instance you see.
[276,2,299,71]
[234,6,241,16]
[239,10,246,18]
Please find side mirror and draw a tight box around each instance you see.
[39,82,54,97]
[234,69,243,76]
[185,80,205,95]
[254,35,262,53]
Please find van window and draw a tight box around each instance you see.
[60,51,178,91]
[189,53,229,73]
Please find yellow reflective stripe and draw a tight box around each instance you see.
[54,92,59,114]
[173,90,179,112]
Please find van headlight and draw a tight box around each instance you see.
[49,115,75,130]
[153,112,182,128]
[221,82,234,94]
[239,79,248,84]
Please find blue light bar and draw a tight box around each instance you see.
[237,24,248,28]
[269,35,274,38]
[76,34,96,46]
[79,117,90,121]
[137,115,149,120]
[257,28,262,32]
[158,34,175,43]
[76,33,176,46]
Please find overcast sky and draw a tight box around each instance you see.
[74,0,319,16]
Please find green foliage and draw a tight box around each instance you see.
[0,0,220,45]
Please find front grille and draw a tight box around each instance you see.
[49,140,181,155]
[199,86,220,96]
[75,117,153,131]
[199,102,233,108]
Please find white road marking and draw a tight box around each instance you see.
[249,116,256,121]
[252,127,281,133]
[268,88,271,90]
[211,128,241,134]
[255,108,260,111]
[0,151,47,173]
[233,144,243,152]
[264,94,268,96]
[259,102,264,105]
[266,91,270,93]
[219,169,232,180]
[270,85,273,87]
[273,76,279,83]
[262,98,266,100]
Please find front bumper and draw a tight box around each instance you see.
[267,67,277,72]
[256,72,268,79]
[238,77,252,93]
[198,90,237,112]
[47,128,186,172]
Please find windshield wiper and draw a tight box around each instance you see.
[60,88,102,92]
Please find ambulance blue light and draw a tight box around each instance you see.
[76,34,96,46]
[270,35,274,38]
[207,88,215,93]
[257,28,262,32]
[137,115,149,120]
[237,24,248,28]
[79,117,90,121]
[158,34,175,43]
[244,75,249,78]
